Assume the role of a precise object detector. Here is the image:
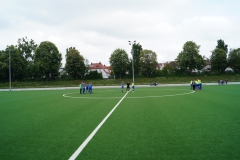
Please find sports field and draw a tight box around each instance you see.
[0,84,240,160]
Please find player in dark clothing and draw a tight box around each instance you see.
[192,80,196,90]
[126,82,130,92]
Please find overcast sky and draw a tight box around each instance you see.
[1,0,239,66]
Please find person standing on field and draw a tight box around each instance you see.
[79,82,82,94]
[132,82,135,92]
[198,79,202,90]
[86,83,89,93]
[121,81,124,93]
[190,80,193,90]
[82,82,85,93]
[126,82,130,92]
[192,80,196,91]
[88,83,92,94]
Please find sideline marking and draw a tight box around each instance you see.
[63,89,195,99]
[68,90,129,160]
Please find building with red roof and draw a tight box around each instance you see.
[89,62,112,79]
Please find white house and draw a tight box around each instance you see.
[89,62,111,79]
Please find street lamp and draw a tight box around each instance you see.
[7,49,12,91]
[128,40,136,83]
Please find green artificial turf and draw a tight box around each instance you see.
[0,85,240,160]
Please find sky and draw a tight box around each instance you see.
[1,0,240,67]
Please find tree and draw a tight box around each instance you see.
[17,37,37,61]
[65,47,86,79]
[85,70,103,79]
[228,48,240,72]
[161,65,168,76]
[34,41,62,79]
[139,49,158,77]
[216,39,228,54]
[131,43,143,76]
[1,46,26,81]
[0,50,8,81]
[109,48,130,79]
[17,37,38,79]
[84,58,90,72]
[162,61,181,76]
[176,41,205,73]
[210,48,227,74]
[0,37,37,81]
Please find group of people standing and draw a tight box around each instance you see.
[218,79,228,85]
[121,81,135,93]
[190,79,202,91]
[79,82,92,94]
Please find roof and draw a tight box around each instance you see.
[90,62,104,69]
[90,62,111,74]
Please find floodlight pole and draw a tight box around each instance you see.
[8,49,12,91]
[128,40,136,83]
[131,48,134,83]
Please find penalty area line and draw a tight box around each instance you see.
[68,90,129,160]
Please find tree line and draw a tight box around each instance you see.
[0,38,62,82]
[109,43,158,79]
[1,37,240,82]
[176,39,240,75]
[110,39,240,78]
[0,37,95,82]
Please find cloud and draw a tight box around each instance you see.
[0,0,240,66]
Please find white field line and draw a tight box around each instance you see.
[68,90,130,160]
[127,90,195,98]
[63,89,195,99]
